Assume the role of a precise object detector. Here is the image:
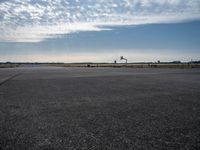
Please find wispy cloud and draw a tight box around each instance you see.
[0,0,200,42]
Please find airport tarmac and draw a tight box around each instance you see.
[0,66,200,149]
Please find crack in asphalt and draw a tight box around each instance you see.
[0,73,21,86]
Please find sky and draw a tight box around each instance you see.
[0,0,200,63]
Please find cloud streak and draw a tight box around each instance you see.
[0,0,200,42]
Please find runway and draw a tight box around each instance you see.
[0,66,200,149]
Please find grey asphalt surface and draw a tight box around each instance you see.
[0,66,200,150]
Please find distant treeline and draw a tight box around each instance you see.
[1,60,200,65]
[1,61,200,69]
[0,62,65,64]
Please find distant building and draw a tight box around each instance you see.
[172,61,181,64]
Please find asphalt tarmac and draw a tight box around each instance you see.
[0,66,200,150]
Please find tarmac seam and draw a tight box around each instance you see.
[0,73,21,86]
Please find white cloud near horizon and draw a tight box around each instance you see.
[0,0,200,42]
[1,51,199,63]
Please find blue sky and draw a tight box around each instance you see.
[0,0,200,62]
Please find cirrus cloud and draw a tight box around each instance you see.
[0,0,200,42]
